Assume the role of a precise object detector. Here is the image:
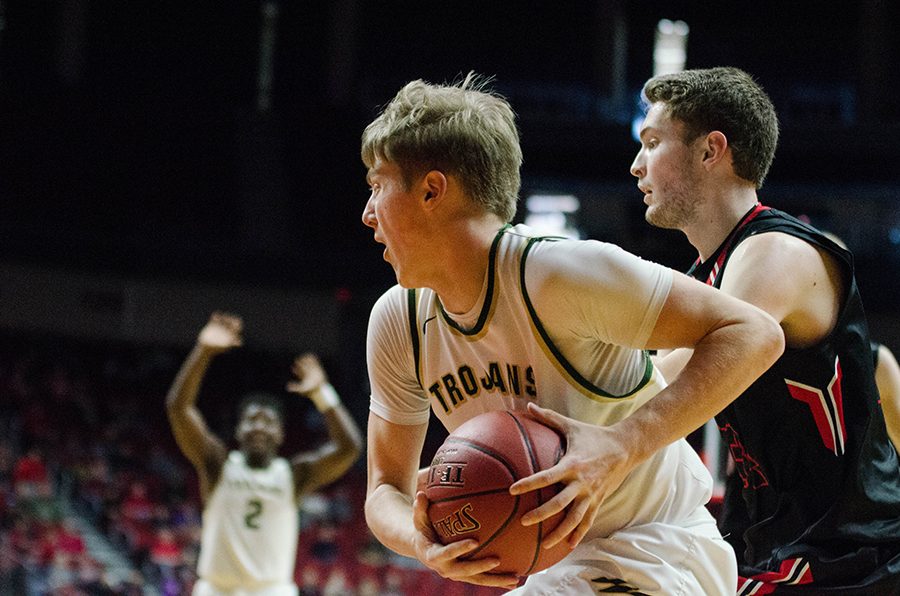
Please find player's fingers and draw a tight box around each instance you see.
[567,506,599,549]
[214,311,240,328]
[440,555,501,578]
[434,553,518,588]
[509,465,563,495]
[433,538,481,560]
[519,484,576,527]
[540,492,590,548]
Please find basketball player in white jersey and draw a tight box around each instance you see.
[166,312,362,596]
[359,74,784,595]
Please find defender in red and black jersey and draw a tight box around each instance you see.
[691,207,900,593]
[632,66,900,593]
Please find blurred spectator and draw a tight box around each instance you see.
[298,564,323,596]
[0,531,27,594]
[115,481,156,564]
[321,566,353,596]
[13,446,52,501]
[148,527,183,572]
[310,523,339,563]
[53,518,87,561]
[13,445,58,523]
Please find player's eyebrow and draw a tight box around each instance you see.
[638,126,655,141]
[366,166,381,186]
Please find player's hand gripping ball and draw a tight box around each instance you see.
[425,410,570,577]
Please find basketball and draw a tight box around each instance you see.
[424,410,570,577]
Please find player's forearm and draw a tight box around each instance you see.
[318,405,364,478]
[166,343,217,412]
[617,316,783,464]
[365,483,420,559]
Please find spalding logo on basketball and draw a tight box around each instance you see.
[425,410,569,577]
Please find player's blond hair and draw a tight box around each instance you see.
[361,73,522,222]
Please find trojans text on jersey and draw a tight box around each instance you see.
[427,362,536,414]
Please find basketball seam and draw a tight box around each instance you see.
[440,436,521,479]
[508,412,545,576]
[428,487,511,504]
[463,494,521,563]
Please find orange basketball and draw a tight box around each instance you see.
[425,410,570,577]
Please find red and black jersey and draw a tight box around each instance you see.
[687,206,900,593]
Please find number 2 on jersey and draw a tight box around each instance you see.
[245,498,263,529]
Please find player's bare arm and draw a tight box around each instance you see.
[654,232,840,381]
[876,344,900,453]
[166,312,240,499]
[719,232,845,347]
[511,273,783,548]
[364,413,519,589]
[286,353,363,497]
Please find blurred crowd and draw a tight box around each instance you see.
[0,331,502,596]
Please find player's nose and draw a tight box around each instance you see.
[629,152,644,179]
[362,200,377,229]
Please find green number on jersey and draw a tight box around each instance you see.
[245,498,263,529]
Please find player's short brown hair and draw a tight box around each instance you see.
[642,66,779,188]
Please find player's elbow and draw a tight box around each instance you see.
[340,422,364,465]
[340,437,364,471]
[752,309,785,370]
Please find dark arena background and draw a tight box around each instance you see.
[1,1,899,594]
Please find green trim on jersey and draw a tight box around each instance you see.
[437,224,511,336]
[406,288,422,388]
[520,236,654,399]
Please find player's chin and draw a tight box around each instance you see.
[244,438,275,457]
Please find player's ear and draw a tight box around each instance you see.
[421,170,447,209]
[701,130,729,170]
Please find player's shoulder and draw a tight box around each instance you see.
[736,230,826,268]
[523,232,660,285]
[517,229,620,265]
[372,283,407,311]
[369,284,415,335]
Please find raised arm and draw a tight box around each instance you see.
[165,312,238,498]
[285,354,363,497]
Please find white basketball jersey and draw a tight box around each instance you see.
[367,224,715,537]
[196,451,298,593]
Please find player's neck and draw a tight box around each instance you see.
[431,218,505,315]
[687,191,759,262]
[243,450,274,469]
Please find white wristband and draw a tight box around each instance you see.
[309,383,340,412]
